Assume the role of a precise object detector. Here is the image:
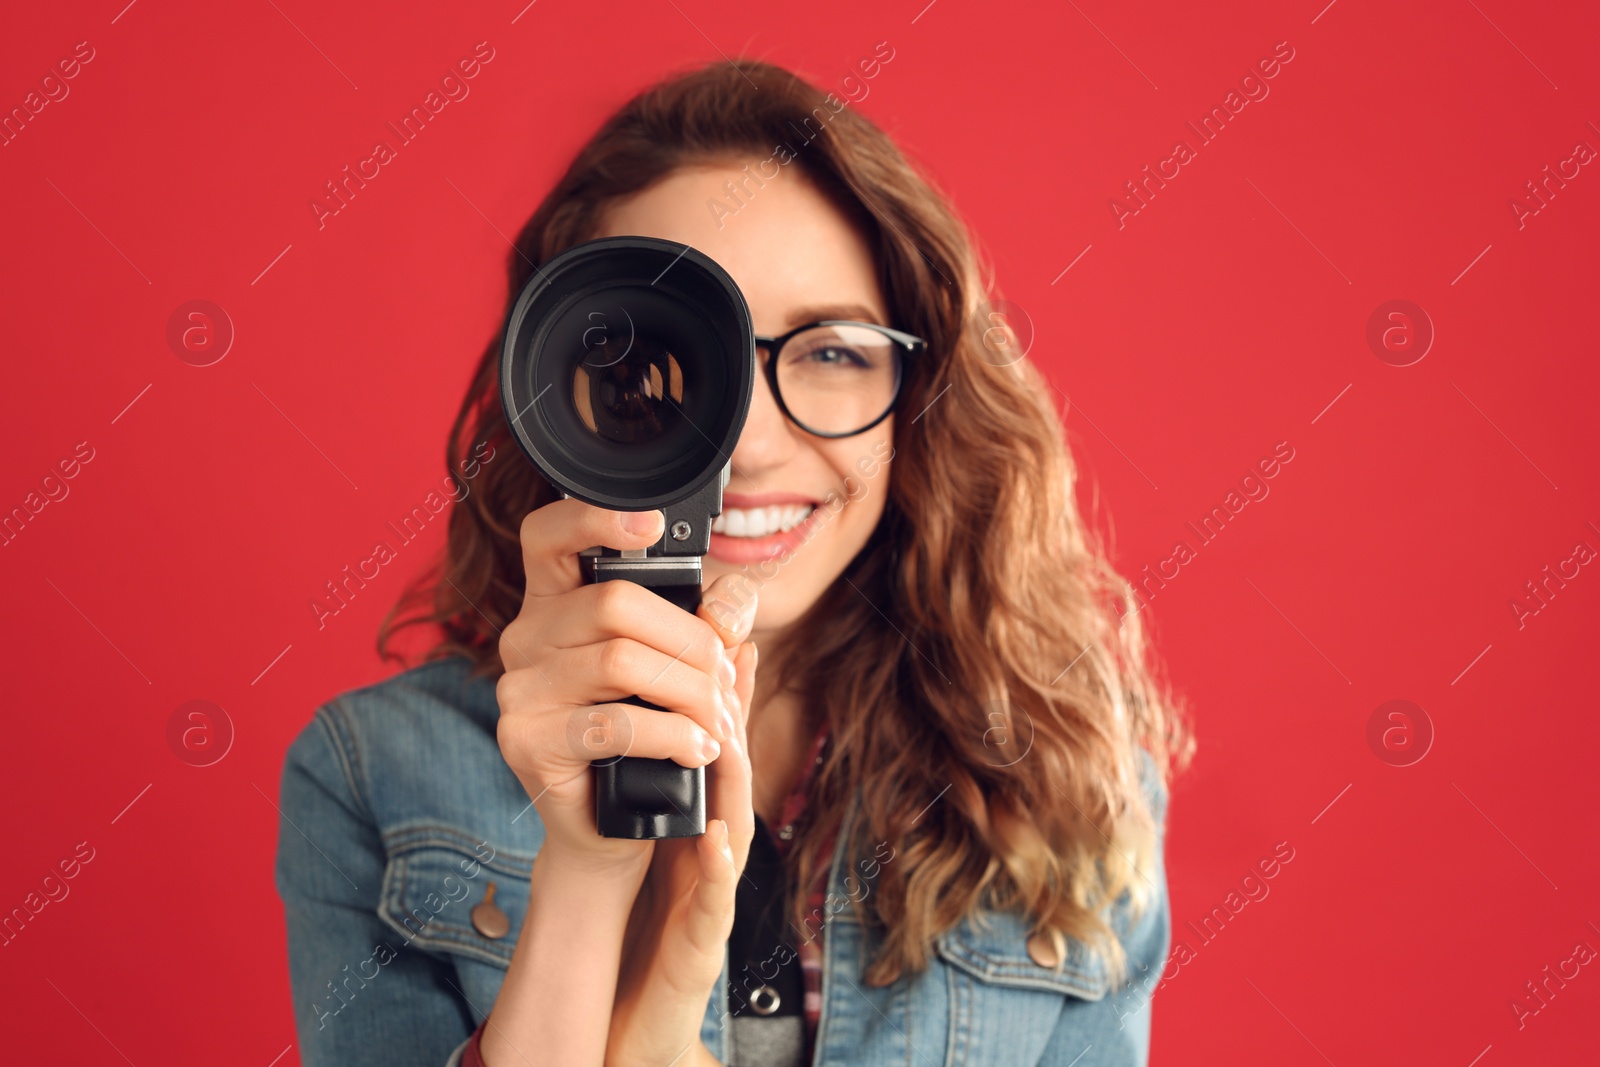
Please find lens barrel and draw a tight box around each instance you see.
[501,236,755,512]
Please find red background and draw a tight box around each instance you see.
[2,0,1597,1063]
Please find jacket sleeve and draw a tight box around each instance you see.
[1037,749,1172,1066]
[274,705,476,1066]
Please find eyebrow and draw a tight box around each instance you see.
[784,303,885,330]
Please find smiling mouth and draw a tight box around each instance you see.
[710,503,817,538]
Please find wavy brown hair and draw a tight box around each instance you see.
[378,56,1194,989]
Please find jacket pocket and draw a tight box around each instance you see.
[930,910,1117,1066]
[932,907,1112,1001]
[376,823,534,969]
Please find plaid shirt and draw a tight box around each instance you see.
[769,721,834,1062]
[462,722,835,1067]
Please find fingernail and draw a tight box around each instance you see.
[705,596,736,629]
[719,708,736,743]
[716,648,735,689]
[624,511,659,536]
[700,732,722,762]
[722,682,740,718]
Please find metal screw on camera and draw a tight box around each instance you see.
[671,520,692,541]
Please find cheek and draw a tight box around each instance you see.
[807,453,889,565]
[838,435,893,511]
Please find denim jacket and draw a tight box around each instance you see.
[274,657,1171,1066]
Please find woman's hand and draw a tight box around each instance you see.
[479,498,757,1067]
[607,639,758,1067]
[493,497,754,877]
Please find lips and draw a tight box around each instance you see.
[720,491,819,508]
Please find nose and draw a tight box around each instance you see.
[729,347,800,477]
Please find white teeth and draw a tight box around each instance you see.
[711,504,815,538]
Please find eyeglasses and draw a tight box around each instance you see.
[753,320,927,438]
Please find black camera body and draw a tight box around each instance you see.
[499,236,755,839]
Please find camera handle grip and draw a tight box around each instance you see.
[587,563,708,839]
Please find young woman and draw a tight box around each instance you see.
[276,57,1192,1067]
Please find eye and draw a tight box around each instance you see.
[778,325,895,378]
[786,340,878,371]
[806,344,869,368]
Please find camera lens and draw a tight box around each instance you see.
[501,236,754,510]
[573,333,685,446]
[534,288,719,481]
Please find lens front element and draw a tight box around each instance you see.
[573,333,686,447]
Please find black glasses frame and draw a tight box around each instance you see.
[752,319,928,438]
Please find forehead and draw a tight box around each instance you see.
[593,161,888,331]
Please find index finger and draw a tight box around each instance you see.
[518,497,665,600]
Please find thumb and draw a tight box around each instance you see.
[685,819,739,953]
[698,574,757,648]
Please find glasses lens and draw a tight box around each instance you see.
[774,324,901,435]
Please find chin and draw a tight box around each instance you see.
[749,583,818,635]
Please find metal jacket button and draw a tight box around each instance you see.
[471,882,510,940]
[1026,932,1061,969]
